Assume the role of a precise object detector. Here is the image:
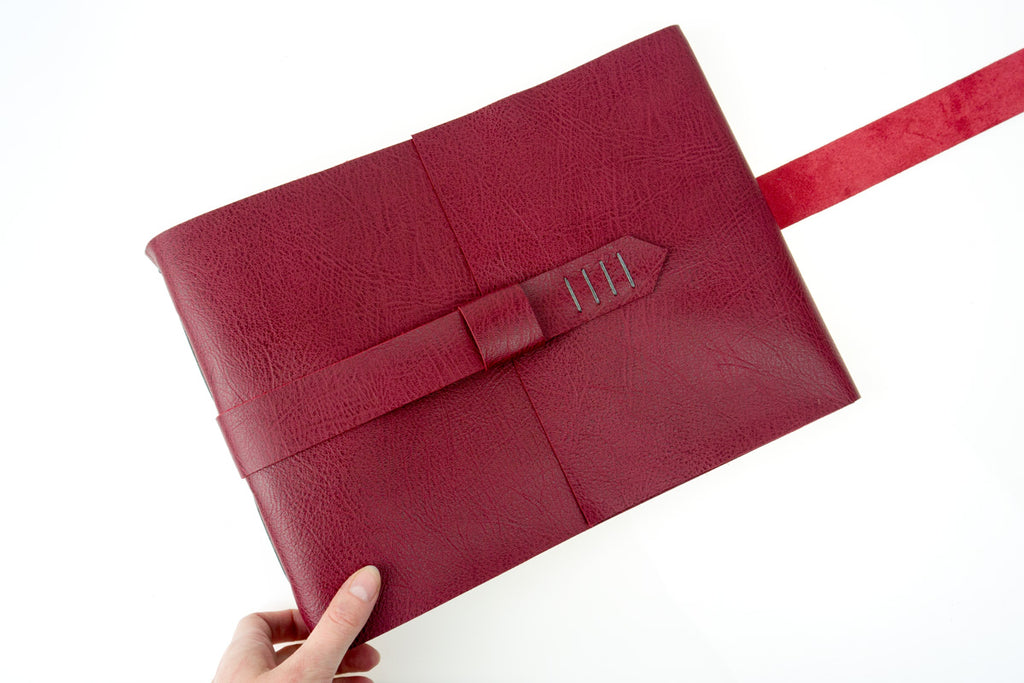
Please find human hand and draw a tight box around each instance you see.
[213,565,382,682]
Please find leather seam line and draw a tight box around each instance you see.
[511,356,594,528]
[410,136,594,528]
[410,137,483,299]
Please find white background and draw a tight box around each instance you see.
[2,1,1022,681]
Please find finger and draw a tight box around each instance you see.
[274,642,302,666]
[279,565,381,679]
[216,612,283,679]
[329,676,373,683]
[276,639,379,671]
[336,643,381,675]
[249,608,312,644]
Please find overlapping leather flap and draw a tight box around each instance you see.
[410,25,859,525]
[217,235,667,478]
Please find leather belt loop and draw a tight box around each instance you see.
[458,284,545,370]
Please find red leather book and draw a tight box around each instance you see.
[144,25,858,644]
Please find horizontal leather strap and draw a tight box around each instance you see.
[758,46,1024,228]
[218,235,668,477]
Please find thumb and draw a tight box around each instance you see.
[279,565,381,681]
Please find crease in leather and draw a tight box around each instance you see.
[411,137,486,298]
[508,356,596,526]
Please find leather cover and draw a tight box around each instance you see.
[144,25,858,644]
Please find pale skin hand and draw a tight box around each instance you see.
[213,565,383,683]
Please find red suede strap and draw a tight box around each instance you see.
[757,47,1024,229]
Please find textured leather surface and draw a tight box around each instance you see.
[145,25,858,644]
[218,235,667,477]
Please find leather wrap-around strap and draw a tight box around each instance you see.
[218,235,667,478]
[758,47,1024,228]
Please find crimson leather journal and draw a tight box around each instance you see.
[145,26,858,643]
